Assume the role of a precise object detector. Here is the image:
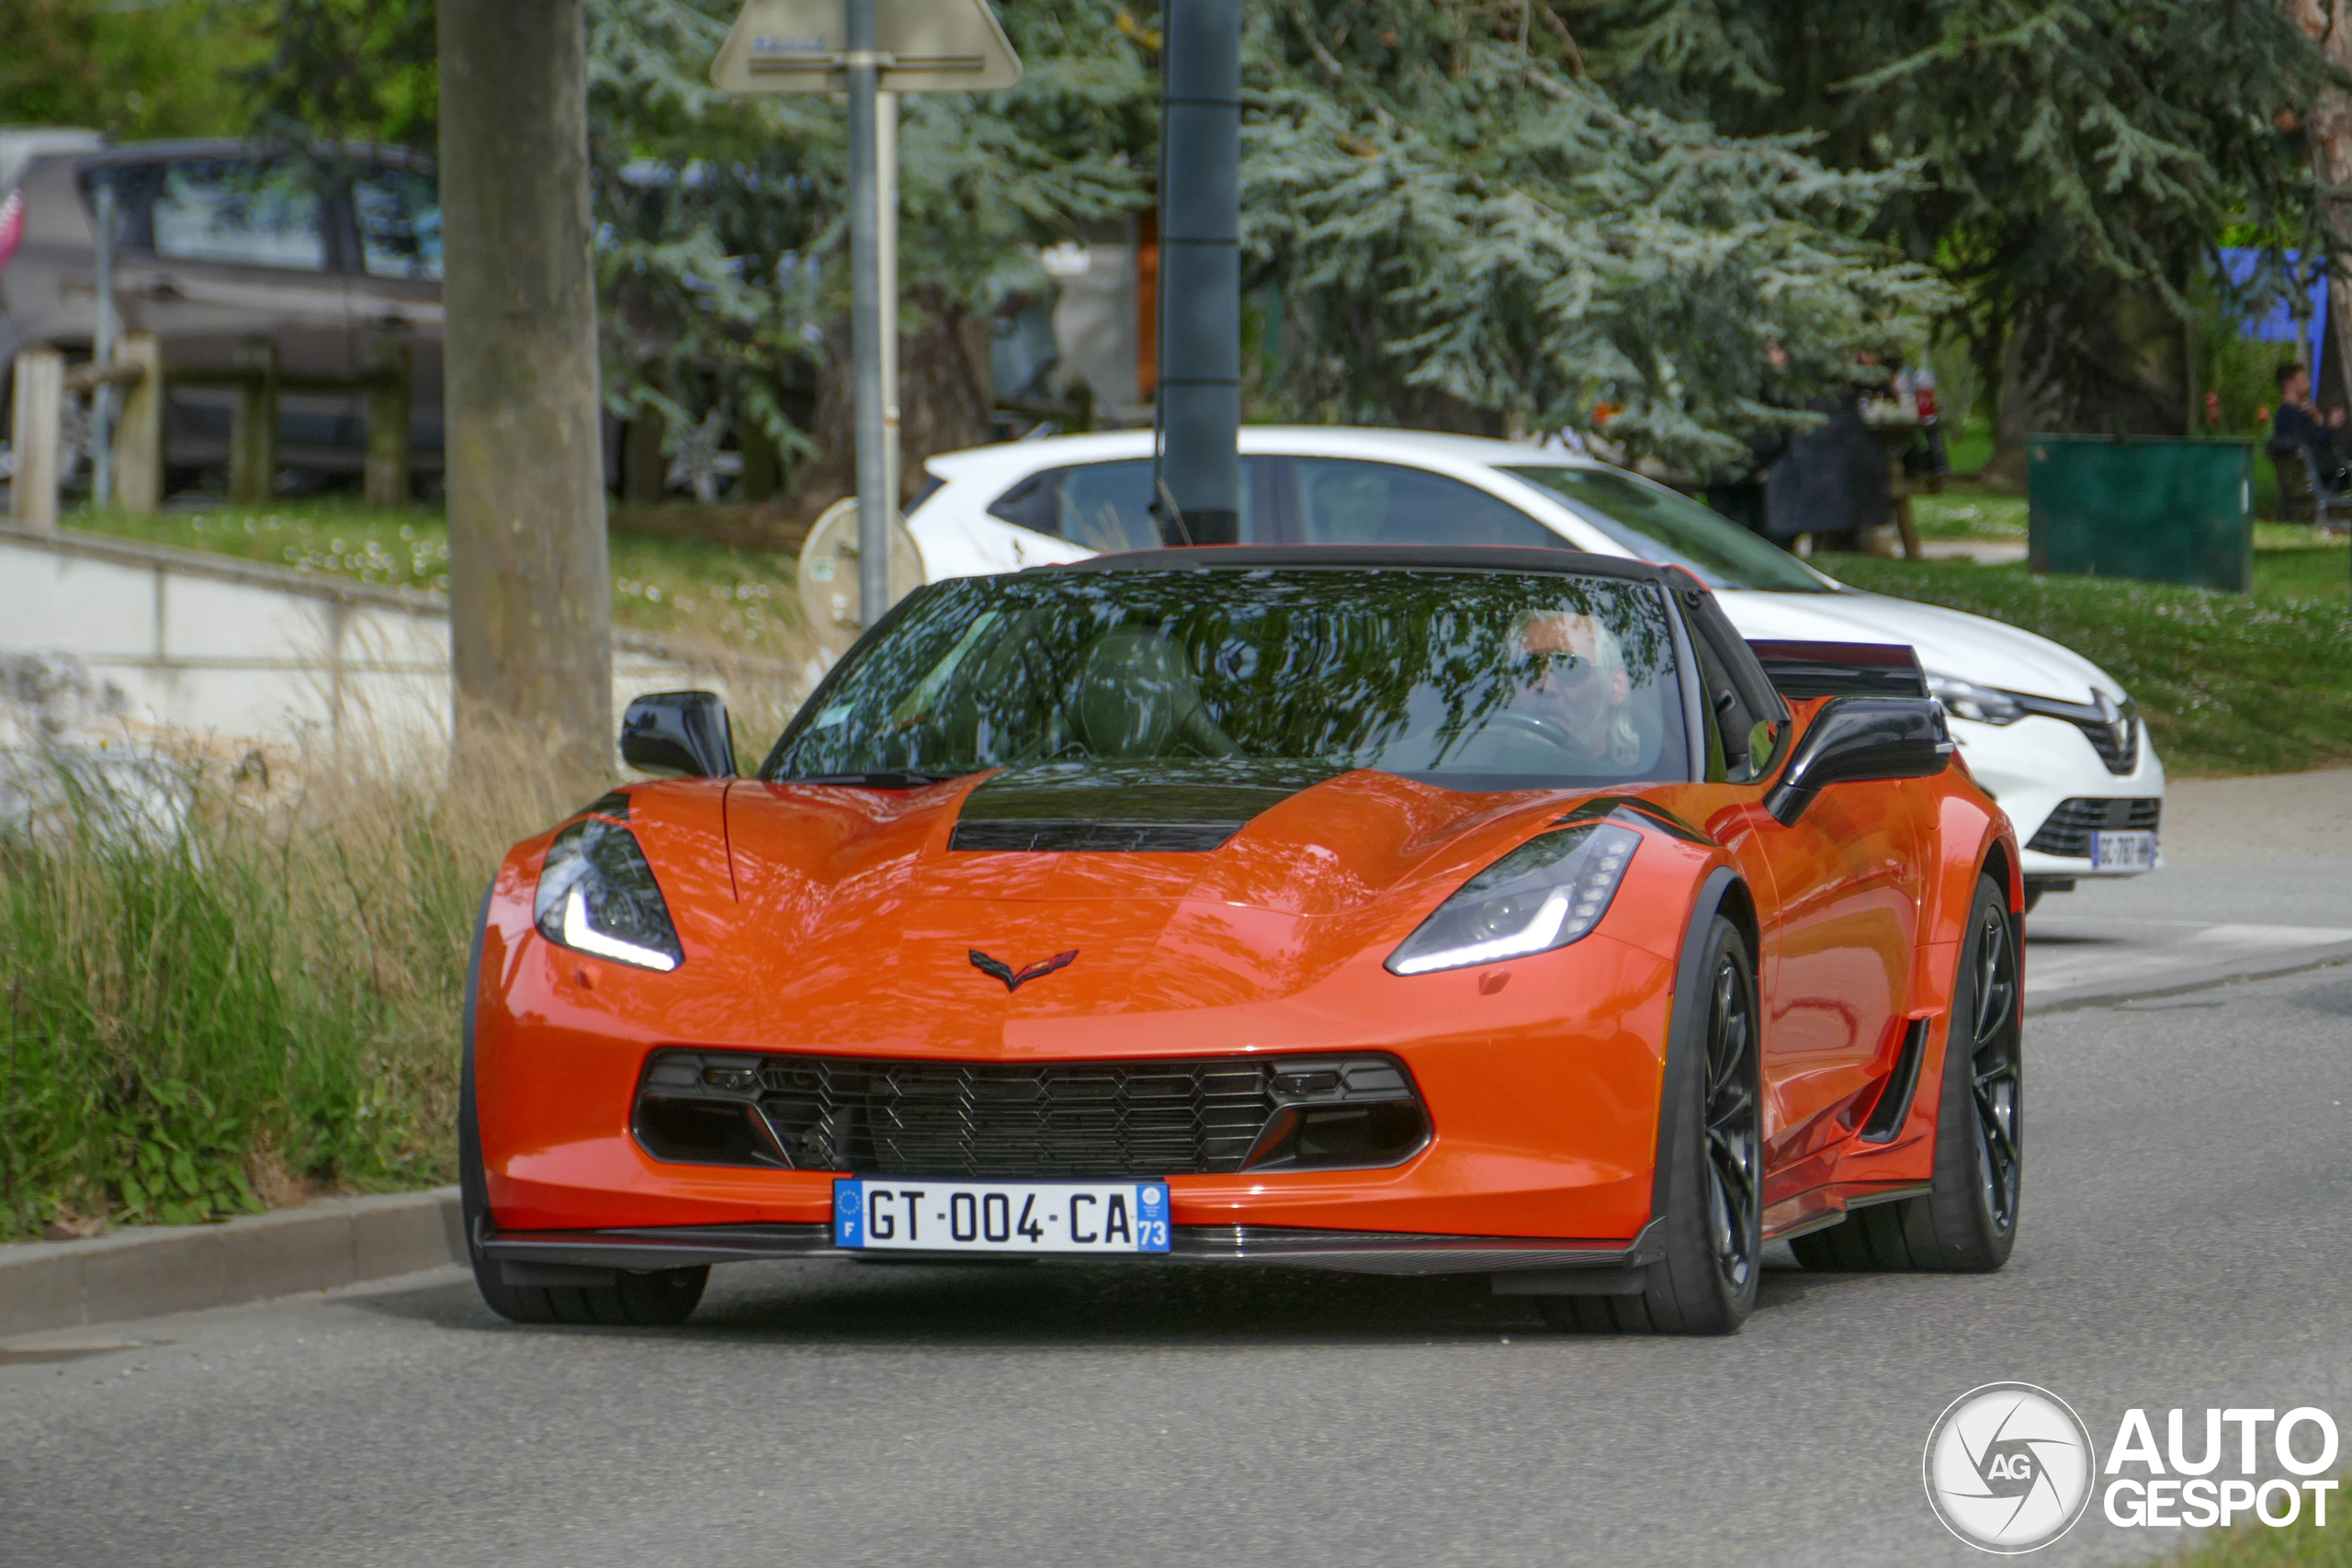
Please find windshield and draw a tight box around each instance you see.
[767,568,1690,791]
[1501,466,1838,593]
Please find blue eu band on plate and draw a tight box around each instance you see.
[834,1179,1173,1254]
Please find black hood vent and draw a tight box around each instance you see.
[949,760,1341,853]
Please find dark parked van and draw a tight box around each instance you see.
[0,138,443,491]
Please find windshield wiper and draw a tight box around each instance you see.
[780,769,965,787]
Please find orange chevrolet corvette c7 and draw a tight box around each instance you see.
[460,546,2024,1335]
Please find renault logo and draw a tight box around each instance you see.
[968,949,1078,991]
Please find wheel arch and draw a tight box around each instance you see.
[457,878,496,1254]
[1981,833,2020,917]
[1648,865,1747,1226]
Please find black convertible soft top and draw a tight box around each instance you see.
[1035,543,1679,587]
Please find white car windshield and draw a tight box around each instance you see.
[1502,466,1839,594]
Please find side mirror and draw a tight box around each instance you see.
[1764,696,1951,825]
[620,692,736,779]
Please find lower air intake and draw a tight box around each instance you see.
[633,1049,1429,1179]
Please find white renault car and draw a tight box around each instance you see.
[903,426,2164,908]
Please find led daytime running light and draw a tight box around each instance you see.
[561,885,679,972]
[533,816,684,972]
[1386,822,1641,976]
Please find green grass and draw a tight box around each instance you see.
[1822,551,2352,775]
[68,500,808,661]
[2158,1479,2352,1565]
[0,743,543,1237]
[1914,488,2028,539]
[6,501,816,1238]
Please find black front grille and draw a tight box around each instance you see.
[634,1050,1429,1179]
[2026,796,2162,857]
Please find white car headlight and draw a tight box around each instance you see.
[533,818,684,971]
[1387,823,1641,976]
[1927,672,2025,727]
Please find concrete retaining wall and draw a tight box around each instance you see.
[0,523,778,746]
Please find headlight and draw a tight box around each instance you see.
[1926,673,2024,726]
[533,818,684,971]
[1386,823,1641,976]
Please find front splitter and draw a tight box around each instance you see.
[479,1217,1664,1279]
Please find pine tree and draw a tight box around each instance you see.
[1246,0,1951,472]
[1575,0,2344,461]
[236,0,1963,488]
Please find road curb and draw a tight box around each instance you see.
[0,1187,463,1339]
[2024,940,2352,1017]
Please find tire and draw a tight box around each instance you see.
[1792,874,2021,1273]
[457,884,709,1327]
[1538,916,1762,1335]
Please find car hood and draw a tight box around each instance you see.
[1717,587,2125,704]
[712,761,1574,1033]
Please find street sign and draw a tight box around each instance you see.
[711,0,1021,93]
[716,0,1019,625]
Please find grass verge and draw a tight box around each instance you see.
[0,728,568,1240]
[1820,553,2352,776]
[64,500,808,660]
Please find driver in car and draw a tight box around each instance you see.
[1512,608,1643,767]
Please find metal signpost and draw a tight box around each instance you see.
[713,0,1020,628]
[90,180,117,509]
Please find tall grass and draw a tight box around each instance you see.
[0,728,565,1239]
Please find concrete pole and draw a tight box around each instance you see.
[1154,0,1241,545]
[114,333,163,515]
[8,346,62,529]
[847,0,889,626]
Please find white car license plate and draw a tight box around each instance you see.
[834,1179,1172,1255]
[2089,829,2156,871]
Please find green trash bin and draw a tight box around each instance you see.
[2027,435,2253,592]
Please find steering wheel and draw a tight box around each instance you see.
[1480,710,1584,755]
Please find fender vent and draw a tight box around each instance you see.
[1859,1018,1931,1144]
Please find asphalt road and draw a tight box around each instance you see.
[6,952,2352,1567]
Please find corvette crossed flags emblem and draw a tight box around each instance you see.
[969,948,1078,991]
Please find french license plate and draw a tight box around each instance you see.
[2088,829,2157,871]
[834,1179,1172,1255]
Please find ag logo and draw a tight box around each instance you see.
[1924,1382,2098,1553]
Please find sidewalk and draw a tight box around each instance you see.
[0,1188,462,1338]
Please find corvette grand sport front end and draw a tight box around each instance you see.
[465,547,2025,1336]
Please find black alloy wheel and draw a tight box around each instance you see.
[1538,915,1761,1334]
[1792,874,2021,1273]
[1702,947,1763,1298]
[1965,897,2022,1236]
